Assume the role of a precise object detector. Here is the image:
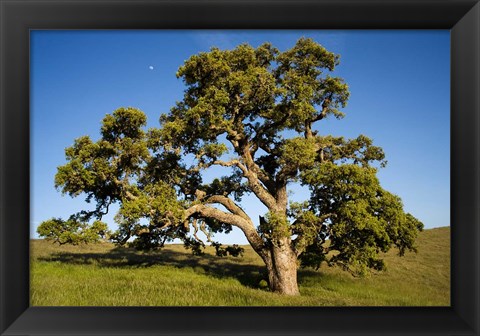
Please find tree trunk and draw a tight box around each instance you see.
[265,238,300,295]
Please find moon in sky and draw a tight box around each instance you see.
[149,65,154,70]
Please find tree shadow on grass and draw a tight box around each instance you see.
[38,247,269,289]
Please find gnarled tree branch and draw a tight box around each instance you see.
[212,159,278,210]
[204,195,251,222]
[184,204,268,260]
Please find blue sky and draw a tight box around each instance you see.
[30,30,450,244]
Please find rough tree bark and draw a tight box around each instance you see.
[265,237,300,295]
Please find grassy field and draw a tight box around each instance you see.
[30,227,450,306]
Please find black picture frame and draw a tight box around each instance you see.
[1,0,479,335]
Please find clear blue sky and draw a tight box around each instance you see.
[30,30,450,244]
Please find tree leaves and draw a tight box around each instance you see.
[101,107,147,141]
[37,218,109,245]
[299,162,423,276]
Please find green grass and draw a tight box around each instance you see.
[31,227,450,306]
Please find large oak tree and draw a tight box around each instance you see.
[39,38,423,295]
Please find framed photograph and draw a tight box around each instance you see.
[1,0,479,335]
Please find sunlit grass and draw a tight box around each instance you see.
[30,227,450,306]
